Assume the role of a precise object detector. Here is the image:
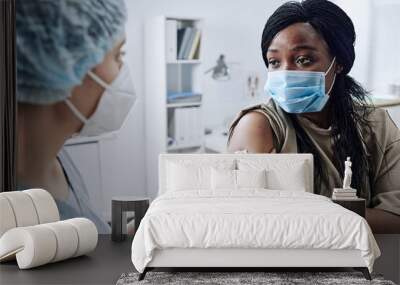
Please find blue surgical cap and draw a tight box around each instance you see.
[16,0,127,104]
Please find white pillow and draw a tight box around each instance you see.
[211,168,268,190]
[211,168,236,189]
[237,159,308,191]
[167,159,235,191]
[167,163,203,191]
[267,163,307,191]
[236,169,268,189]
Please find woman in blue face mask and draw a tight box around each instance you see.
[16,0,136,233]
[228,0,400,233]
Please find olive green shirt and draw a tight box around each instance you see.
[228,99,400,216]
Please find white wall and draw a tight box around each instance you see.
[368,0,400,95]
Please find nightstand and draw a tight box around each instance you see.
[111,196,150,242]
[332,198,366,218]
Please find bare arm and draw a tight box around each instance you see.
[366,208,400,234]
[227,111,275,153]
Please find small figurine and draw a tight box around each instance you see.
[342,156,352,189]
[332,156,357,200]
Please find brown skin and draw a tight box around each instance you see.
[17,39,126,201]
[228,22,400,233]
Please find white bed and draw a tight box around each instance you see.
[131,154,380,280]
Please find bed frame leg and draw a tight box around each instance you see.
[138,268,148,281]
[354,267,371,280]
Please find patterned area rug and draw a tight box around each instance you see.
[117,271,396,285]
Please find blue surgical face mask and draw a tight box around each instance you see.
[264,57,336,113]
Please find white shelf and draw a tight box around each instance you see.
[167,60,202,64]
[167,102,201,108]
[145,16,204,197]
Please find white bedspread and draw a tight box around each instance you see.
[131,190,380,273]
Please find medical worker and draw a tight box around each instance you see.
[16,0,135,233]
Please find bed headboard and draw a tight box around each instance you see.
[158,153,314,195]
